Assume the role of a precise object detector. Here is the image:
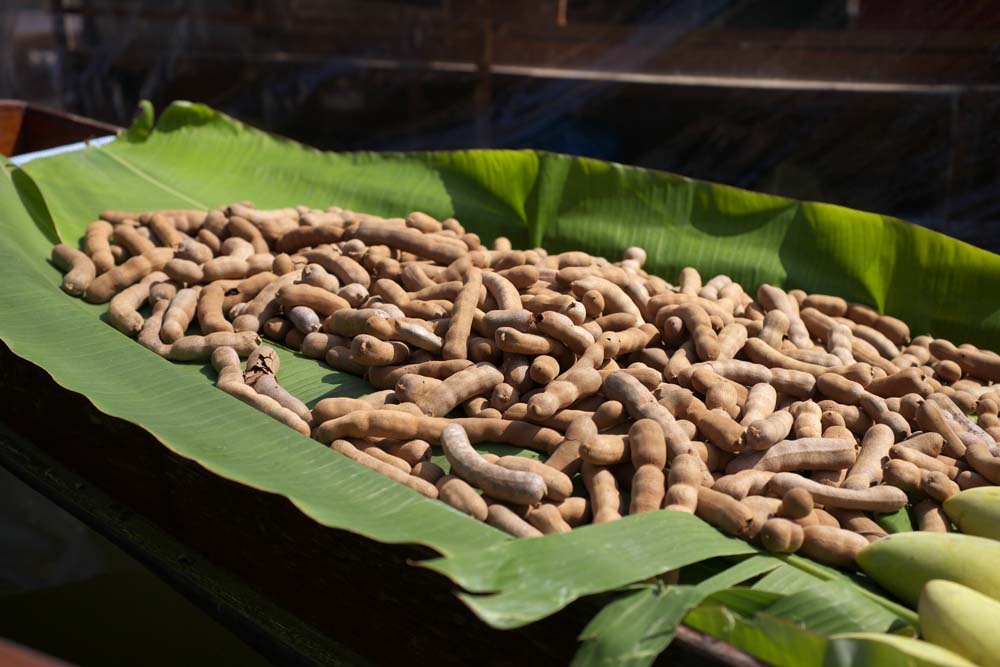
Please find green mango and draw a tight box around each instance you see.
[944,487,1000,541]
[920,579,1000,667]
[856,532,1000,605]
[827,633,977,667]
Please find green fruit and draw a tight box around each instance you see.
[856,532,1000,605]
[920,579,1000,667]
[829,633,977,667]
[944,487,1000,540]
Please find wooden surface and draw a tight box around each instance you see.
[0,339,765,667]
[0,100,120,157]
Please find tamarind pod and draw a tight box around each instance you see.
[329,440,436,499]
[285,306,321,335]
[432,475,489,521]
[147,213,184,247]
[523,504,573,534]
[534,311,595,355]
[664,482,699,513]
[791,400,823,439]
[711,470,775,500]
[677,266,702,295]
[844,303,910,345]
[964,442,1000,484]
[350,220,466,264]
[776,487,814,520]
[480,270,522,310]
[740,495,780,540]
[441,267,482,361]
[527,367,602,420]
[740,383,777,426]
[840,424,894,490]
[913,499,951,532]
[350,334,409,366]
[595,312,637,332]
[174,237,214,265]
[696,486,755,537]
[760,518,805,553]
[260,316,290,342]
[569,276,643,323]
[744,338,832,376]
[921,470,960,503]
[580,434,630,465]
[852,323,900,360]
[497,456,573,502]
[548,497,589,528]
[209,347,311,435]
[751,437,856,473]
[629,418,667,469]
[84,253,153,303]
[105,270,164,336]
[296,332,344,359]
[249,373,312,424]
[801,294,847,317]
[955,469,990,490]
[273,284,349,318]
[890,444,955,478]
[308,252,371,290]
[355,443,413,474]
[629,465,666,514]
[529,355,560,385]
[497,265,539,290]
[757,309,789,350]
[757,284,811,348]
[481,308,534,335]
[367,359,473,390]
[898,431,945,457]
[196,228,222,254]
[817,372,865,405]
[113,224,158,256]
[494,327,566,357]
[486,504,542,537]
[545,438,583,478]
[408,363,505,417]
[321,346,365,376]
[606,324,659,358]
[869,367,931,398]
[603,371,693,454]
[199,256,249,282]
[783,347,843,367]
[857,393,911,440]
[745,411,795,450]
[685,401,744,453]
[276,224,344,254]
[441,424,544,505]
[716,322,748,361]
[798,525,868,568]
[165,329,261,361]
[84,220,116,273]
[377,439,431,467]
[244,344,281,384]
[582,462,622,523]
[916,400,966,458]
[658,303,719,361]
[883,458,924,496]
[161,286,202,343]
[701,359,772,387]
[926,392,994,446]
[828,509,887,542]
[300,263,340,293]
[769,471,907,512]
[817,400,873,437]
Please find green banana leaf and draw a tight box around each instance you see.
[1,101,995,662]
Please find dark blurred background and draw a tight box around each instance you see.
[3,0,1000,249]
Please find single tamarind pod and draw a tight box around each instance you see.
[690,367,749,405]
[963,442,1000,484]
[748,437,856,473]
[489,383,519,413]
[898,431,944,457]
[106,270,168,336]
[529,355,560,385]
[399,263,436,292]
[883,458,925,495]
[678,267,702,295]
[261,317,292,343]
[113,224,158,255]
[931,338,1000,381]
[311,397,376,422]
[351,334,409,366]
[569,276,642,323]
[441,423,544,505]
[524,504,572,534]
[858,393,911,440]
[890,444,955,477]
[433,475,489,521]
[850,303,910,344]
[768,471,907,512]
[828,509,887,542]
[302,251,370,290]
[496,265,538,290]
[441,268,482,361]
[225,216,274,254]
[603,370,692,449]
[579,434,630,466]
[201,256,249,282]
[716,322,748,361]
[401,211,441,233]
[698,273,731,300]
[196,228,222,254]
[826,323,856,365]
[916,400,966,458]
[955,469,991,490]
[276,284,350,317]
[355,441,412,473]
[758,309,790,349]
[330,440,436,499]
[394,374,443,406]
[790,400,822,438]
[148,213,184,247]
[482,308,534,335]
[582,462,622,523]
[173,237,214,265]
[760,518,805,553]
[595,312,637,332]
[799,525,868,568]
[366,359,473,390]
[288,305,323,334]
[364,318,444,354]
[777,487,814,520]
[545,438,583,478]
[534,311,595,355]
[380,439,432,467]
[817,401,873,436]
[867,367,926,398]
[301,263,340,292]
[820,409,846,430]
[487,504,542,537]
[659,303,719,361]
[630,465,665,514]
[664,482,699,513]
[337,283,369,309]
[410,460,445,485]
[600,366,661,391]
[696,486,754,537]
[325,346,367,376]
[371,278,408,306]
[711,470,775,500]
[210,346,311,435]
[497,456,573,502]
[852,324,901,360]
[912,499,951,532]
[629,418,667,469]
[745,411,795,450]
[83,253,153,303]
[840,424,894,490]
[783,347,843,367]
[84,220,115,273]
[757,284,811,348]
[578,288,603,319]
[627,348,670,375]
[161,286,201,343]
[481,271,521,311]
[741,495,781,540]
[219,236,255,261]
[921,470,960,503]
[926,393,994,445]
[685,400,744,453]
[528,368,602,420]
[817,372,865,404]
[801,294,847,317]
[934,359,962,384]
[351,220,466,264]
[276,224,344,254]
[403,363,504,418]
[897,392,924,425]
[495,327,566,357]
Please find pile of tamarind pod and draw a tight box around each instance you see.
[50,203,1000,567]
